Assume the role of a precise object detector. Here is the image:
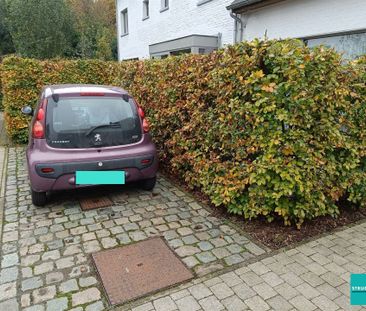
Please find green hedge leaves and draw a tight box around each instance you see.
[1,39,365,227]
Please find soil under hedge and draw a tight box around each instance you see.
[162,167,366,250]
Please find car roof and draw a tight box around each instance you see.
[44,84,128,97]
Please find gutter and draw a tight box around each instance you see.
[230,11,245,43]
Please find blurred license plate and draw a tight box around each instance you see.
[76,171,125,185]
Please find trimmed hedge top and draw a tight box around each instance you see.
[1,39,365,227]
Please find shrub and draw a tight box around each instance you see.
[1,39,365,227]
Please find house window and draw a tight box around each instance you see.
[121,9,128,36]
[161,0,169,12]
[304,31,366,59]
[143,0,149,20]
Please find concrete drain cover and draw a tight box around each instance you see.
[80,196,113,210]
[92,237,194,305]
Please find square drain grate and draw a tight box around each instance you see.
[80,196,113,211]
[92,237,194,305]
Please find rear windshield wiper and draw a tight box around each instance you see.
[85,121,121,136]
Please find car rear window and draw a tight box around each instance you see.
[46,95,142,148]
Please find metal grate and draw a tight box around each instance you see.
[92,237,194,305]
[79,196,113,210]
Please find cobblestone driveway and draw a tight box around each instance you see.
[0,148,267,310]
[125,222,366,311]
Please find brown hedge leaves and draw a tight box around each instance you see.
[1,39,365,227]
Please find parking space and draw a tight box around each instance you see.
[0,147,267,310]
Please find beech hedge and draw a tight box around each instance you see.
[1,39,365,227]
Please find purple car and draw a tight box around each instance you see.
[22,85,158,206]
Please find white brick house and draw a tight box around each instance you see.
[116,0,366,60]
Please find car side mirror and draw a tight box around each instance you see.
[21,106,33,116]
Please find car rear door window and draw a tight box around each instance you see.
[46,96,142,148]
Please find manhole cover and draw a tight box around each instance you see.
[92,237,194,305]
[80,196,113,211]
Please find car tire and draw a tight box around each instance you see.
[31,190,47,207]
[140,176,157,191]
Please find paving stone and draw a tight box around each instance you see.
[196,251,216,263]
[222,295,247,311]
[46,297,68,311]
[177,227,193,236]
[63,245,82,256]
[79,276,97,287]
[153,296,177,311]
[274,282,299,300]
[244,295,270,311]
[174,295,200,311]
[101,237,118,248]
[210,282,234,300]
[60,279,79,293]
[0,282,17,301]
[212,247,230,259]
[130,231,147,241]
[32,286,56,304]
[116,233,132,244]
[197,241,213,251]
[72,287,101,306]
[219,271,242,287]
[311,295,339,311]
[83,240,101,253]
[123,223,139,231]
[42,250,60,261]
[267,295,293,311]
[182,256,200,268]
[34,262,54,275]
[85,301,105,311]
[175,245,200,257]
[21,293,31,307]
[0,298,19,311]
[56,256,74,269]
[131,302,154,311]
[46,272,64,285]
[253,282,277,300]
[289,295,317,311]
[224,254,244,265]
[189,284,212,300]
[0,266,18,284]
[199,295,225,311]
[1,253,19,268]
[22,277,43,291]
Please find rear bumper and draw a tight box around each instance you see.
[28,157,158,192]
[26,135,158,192]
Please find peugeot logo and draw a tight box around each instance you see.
[94,134,102,142]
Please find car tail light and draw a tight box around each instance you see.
[141,159,151,164]
[135,103,150,134]
[138,107,145,119]
[80,92,105,96]
[32,98,47,139]
[41,167,54,173]
[142,119,150,133]
[32,121,44,139]
[36,108,45,121]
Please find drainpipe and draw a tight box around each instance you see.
[115,0,120,61]
[230,11,243,43]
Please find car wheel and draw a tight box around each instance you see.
[31,190,47,207]
[140,176,157,191]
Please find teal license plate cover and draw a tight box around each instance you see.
[76,171,125,185]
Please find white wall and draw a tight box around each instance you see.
[243,0,366,40]
[116,0,234,60]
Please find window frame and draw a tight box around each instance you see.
[160,0,169,12]
[120,8,129,36]
[142,0,150,20]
